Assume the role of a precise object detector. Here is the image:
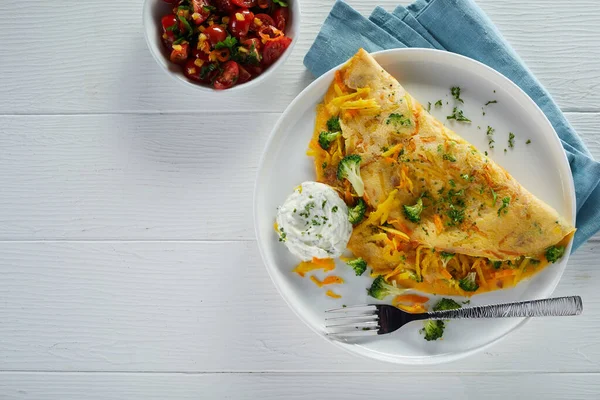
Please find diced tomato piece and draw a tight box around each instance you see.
[250,13,274,32]
[237,65,252,84]
[261,36,291,65]
[213,0,236,13]
[204,25,228,46]
[273,7,289,32]
[183,59,202,81]
[228,8,254,38]
[170,43,190,64]
[232,0,257,6]
[213,60,240,89]
[257,0,272,9]
[245,65,263,77]
[161,14,178,31]
[190,0,211,25]
[242,37,262,51]
[192,48,210,60]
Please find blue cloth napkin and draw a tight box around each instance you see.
[304,0,600,251]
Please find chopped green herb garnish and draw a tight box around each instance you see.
[199,63,218,80]
[486,126,495,148]
[508,132,515,148]
[447,107,471,122]
[443,154,457,162]
[202,5,216,12]
[435,100,443,107]
[427,102,432,112]
[497,196,510,216]
[278,227,287,242]
[386,113,412,126]
[273,0,288,6]
[215,35,238,50]
[332,206,338,213]
[485,100,497,106]
[526,139,532,144]
[449,179,456,187]
[446,205,465,226]
[451,87,464,103]
[177,15,193,37]
[491,188,497,206]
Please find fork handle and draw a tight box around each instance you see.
[428,296,583,320]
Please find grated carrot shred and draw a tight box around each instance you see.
[441,268,453,280]
[310,275,344,288]
[494,269,516,279]
[293,259,335,278]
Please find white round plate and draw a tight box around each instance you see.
[254,49,576,365]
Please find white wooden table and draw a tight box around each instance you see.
[0,0,599,398]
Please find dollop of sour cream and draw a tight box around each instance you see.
[276,181,352,261]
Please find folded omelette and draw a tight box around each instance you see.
[308,49,575,296]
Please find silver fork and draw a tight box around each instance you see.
[325,296,583,338]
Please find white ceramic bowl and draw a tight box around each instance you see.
[142,0,300,92]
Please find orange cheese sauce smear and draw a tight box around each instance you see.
[310,275,344,288]
[293,258,335,278]
[326,290,342,299]
[392,294,429,314]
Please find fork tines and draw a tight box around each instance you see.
[324,304,380,337]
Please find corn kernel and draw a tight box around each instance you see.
[253,17,263,27]
[237,47,249,53]
[222,16,230,24]
[194,59,205,67]
[199,33,207,41]
[192,12,201,21]
[199,25,206,32]
[235,13,244,21]
[162,33,168,39]
[172,44,183,51]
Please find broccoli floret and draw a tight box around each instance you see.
[346,257,367,276]
[403,197,423,223]
[326,116,341,132]
[348,198,367,225]
[440,251,454,268]
[367,275,407,300]
[545,245,565,263]
[433,298,462,311]
[491,260,502,269]
[459,271,479,292]
[421,298,462,341]
[318,130,341,150]
[337,155,364,196]
[422,320,445,341]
